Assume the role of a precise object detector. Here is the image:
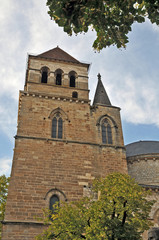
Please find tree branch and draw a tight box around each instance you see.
[80,234,86,239]
[122,200,127,226]
[111,200,116,219]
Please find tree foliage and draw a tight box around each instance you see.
[47,0,159,50]
[37,173,154,240]
[0,175,10,239]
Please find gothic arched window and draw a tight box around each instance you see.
[101,119,112,144]
[55,69,63,85]
[52,113,63,139]
[41,67,49,83]
[49,194,59,214]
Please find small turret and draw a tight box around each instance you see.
[93,73,111,106]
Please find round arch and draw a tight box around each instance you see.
[44,188,67,209]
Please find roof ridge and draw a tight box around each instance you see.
[37,46,80,64]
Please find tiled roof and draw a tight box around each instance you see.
[37,46,80,64]
[93,73,111,106]
[126,141,159,157]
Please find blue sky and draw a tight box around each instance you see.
[0,0,159,176]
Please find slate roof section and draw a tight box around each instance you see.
[37,46,80,64]
[93,73,111,106]
[125,141,159,157]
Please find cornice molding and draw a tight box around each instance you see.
[15,135,125,150]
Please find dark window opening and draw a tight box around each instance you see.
[41,71,48,83]
[72,91,78,98]
[70,75,75,87]
[52,114,63,139]
[107,124,112,144]
[49,194,59,214]
[52,117,57,138]
[102,125,107,144]
[58,118,63,139]
[56,73,62,85]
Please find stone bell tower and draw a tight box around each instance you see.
[2,47,127,239]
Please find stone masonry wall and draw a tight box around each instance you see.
[3,93,127,239]
[2,223,46,240]
[127,154,159,240]
[127,154,159,185]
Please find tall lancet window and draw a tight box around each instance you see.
[52,113,63,139]
[107,124,112,144]
[101,119,112,144]
[102,124,107,144]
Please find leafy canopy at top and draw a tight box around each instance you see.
[47,0,159,50]
[36,173,154,240]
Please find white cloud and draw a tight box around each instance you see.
[0,158,12,176]
[0,102,17,141]
[104,72,159,127]
[0,1,15,24]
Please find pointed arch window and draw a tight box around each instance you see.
[41,67,49,83]
[52,113,63,139]
[101,119,112,144]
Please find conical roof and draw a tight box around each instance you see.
[37,46,80,64]
[93,74,111,106]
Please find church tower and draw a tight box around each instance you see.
[2,47,127,239]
